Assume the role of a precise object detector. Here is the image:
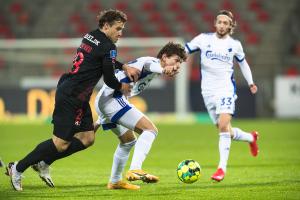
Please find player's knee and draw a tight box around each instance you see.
[54,141,70,152]
[74,131,95,147]
[83,133,95,147]
[218,123,229,132]
[146,121,158,134]
[52,136,71,152]
[150,125,158,135]
[135,117,158,134]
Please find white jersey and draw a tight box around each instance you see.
[185,32,245,96]
[99,56,163,99]
[95,57,163,132]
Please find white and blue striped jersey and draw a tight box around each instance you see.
[185,32,246,96]
[99,56,163,98]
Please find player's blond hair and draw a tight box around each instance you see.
[216,10,237,35]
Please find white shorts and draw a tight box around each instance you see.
[203,94,237,124]
[95,94,144,137]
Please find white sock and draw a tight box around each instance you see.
[110,140,136,183]
[232,127,254,143]
[218,132,231,172]
[129,130,157,170]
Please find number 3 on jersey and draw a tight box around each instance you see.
[70,52,84,74]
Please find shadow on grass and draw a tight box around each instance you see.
[174,179,300,190]
[24,183,107,191]
[203,163,299,169]
[0,184,129,199]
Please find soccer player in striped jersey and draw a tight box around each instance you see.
[94,42,186,190]
[185,10,259,182]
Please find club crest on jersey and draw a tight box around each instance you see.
[110,50,117,59]
[110,50,117,63]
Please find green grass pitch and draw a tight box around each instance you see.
[0,120,300,199]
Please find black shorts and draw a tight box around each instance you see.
[52,91,94,141]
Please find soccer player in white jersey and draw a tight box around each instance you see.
[185,10,259,182]
[94,42,187,190]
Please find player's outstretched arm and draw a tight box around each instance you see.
[122,64,140,82]
[238,59,258,94]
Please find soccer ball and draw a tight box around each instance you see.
[177,159,201,184]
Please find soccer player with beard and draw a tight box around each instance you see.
[185,10,259,182]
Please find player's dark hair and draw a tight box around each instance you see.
[97,9,127,28]
[157,42,187,61]
[216,10,237,35]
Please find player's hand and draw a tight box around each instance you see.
[163,65,174,75]
[163,64,180,77]
[249,84,258,94]
[173,62,181,71]
[123,64,140,82]
[120,83,132,96]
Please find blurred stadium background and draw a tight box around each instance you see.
[0,0,300,122]
[1,1,300,199]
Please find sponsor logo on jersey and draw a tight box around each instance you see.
[83,34,100,46]
[205,50,231,63]
[137,82,146,91]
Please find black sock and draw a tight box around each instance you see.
[43,137,86,165]
[16,139,58,173]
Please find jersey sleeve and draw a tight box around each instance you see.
[144,62,163,74]
[114,60,124,70]
[234,41,245,62]
[101,43,122,90]
[127,58,145,71]
[238,59,254,85]
[185,34,202,54]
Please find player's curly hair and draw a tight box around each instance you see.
[97,9,127,28]
[216,10,237,35]
[157,42,187,61]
